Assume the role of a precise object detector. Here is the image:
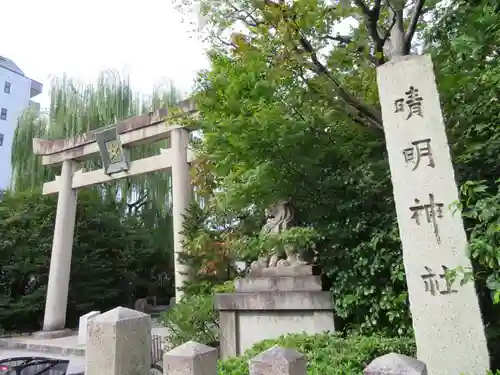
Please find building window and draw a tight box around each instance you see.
[0,108,7,120]
[4,81,10,93]
[0,133,3,146]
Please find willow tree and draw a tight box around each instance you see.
[10,72,181,280]
[11,71,181,209]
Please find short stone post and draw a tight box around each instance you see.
[78,311,100,345]
[163,341,218,375]
[85,307,152,375]
[363,353,427,375]
[249,346,306,375]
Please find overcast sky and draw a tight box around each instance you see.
[0,0,209,109]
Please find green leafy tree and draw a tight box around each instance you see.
[177,0,500,339]
[0,189,172,331]
[424,0,500,365]
[180,0,421,335]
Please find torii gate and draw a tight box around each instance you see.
[32,99,198,337]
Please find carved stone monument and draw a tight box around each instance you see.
[377,55,489,375]
[216,202,335,360]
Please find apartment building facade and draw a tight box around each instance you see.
[0,55,43,191]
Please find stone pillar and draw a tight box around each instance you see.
[376,54,490,375]
[363,353,427,375]
[249,347,307,375]
[85,307,152,375]
[163,341,218,375]
[171,127,192,302]
[41,159,78,334]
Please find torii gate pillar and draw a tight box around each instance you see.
[171,127,192,302]
[39,160,78,335]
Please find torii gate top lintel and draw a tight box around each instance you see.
[32,97,199,166]
[34,98,199,196]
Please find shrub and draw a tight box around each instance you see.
[178,203,239,297]
[160,293,218,350]
[159,281,235,350]
[218,333,416,375]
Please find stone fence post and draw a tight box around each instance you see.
[78,311,100,345]
[363,353,428,375]
[163,343,306,375]
[85,306,152,375]
[163,341,218,375]
[250,346,307,375]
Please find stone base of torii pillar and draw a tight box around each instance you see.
[32,328,74,339]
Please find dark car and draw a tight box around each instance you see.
[62,364,163,375]
[0,357,69,375]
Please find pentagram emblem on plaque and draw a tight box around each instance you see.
[95,127,129,175]
[106,140,122,163]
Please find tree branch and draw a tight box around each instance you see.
[214,34,237,48]
[382,11,397,45]
[127,192,148,215]
[403,0,426,54]
[325,34,352,45]
[259,0,383,128]
[229,3,263,26]
[353,0,370,15]
[297,32,383,129]
[354,0,385,65]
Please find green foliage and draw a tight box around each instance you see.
[179,0,500,342]
[323,224,410,336]
[231,226,320,261]
[0,190,172,331]
[213,280,236,294]
[218,333,416,375]
[192,23,410,335]
[424,0,500,366]
[160,293,218,350]
[458,180,500,298]
[178,203,238,296]
[159,281,235,350]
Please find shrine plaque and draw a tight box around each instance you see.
[95,127,129,175]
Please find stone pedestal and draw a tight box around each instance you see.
[215,265,335,360]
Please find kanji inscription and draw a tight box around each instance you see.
[402,138,435,170]
[409,193,444,244]
[394,86,424,120]
[421,265,458,296]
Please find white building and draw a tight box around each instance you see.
[0,55,43,191]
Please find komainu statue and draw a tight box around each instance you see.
[250,201,308,270]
